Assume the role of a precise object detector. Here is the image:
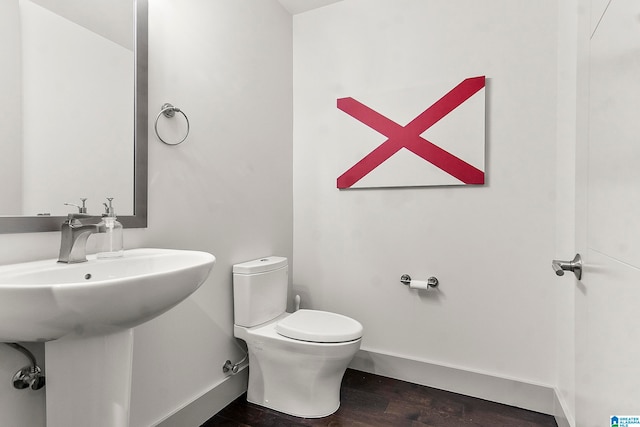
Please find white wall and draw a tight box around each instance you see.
[0,0,293,426]
[293,0,558,387]
[0,1,23,214]
[130,1,292,424]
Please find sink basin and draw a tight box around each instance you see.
[0,248,215,342]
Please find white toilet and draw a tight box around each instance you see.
[232,256,363,418]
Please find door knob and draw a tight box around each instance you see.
[551,253,582,280]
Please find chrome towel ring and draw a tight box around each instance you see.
[154,103,190,145]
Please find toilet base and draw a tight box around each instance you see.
[247,394,340,419]
[235,322,360,418]
[245,353,348,418]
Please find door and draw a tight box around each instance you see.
[575,0,640,425]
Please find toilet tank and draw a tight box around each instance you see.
[233,256,288,327]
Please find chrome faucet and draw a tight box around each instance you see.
[57,213,105,263]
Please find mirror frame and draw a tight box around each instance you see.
[1,0,148,234]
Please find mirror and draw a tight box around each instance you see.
[0,0,147,233]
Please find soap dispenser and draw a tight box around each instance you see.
[97,197,123,258]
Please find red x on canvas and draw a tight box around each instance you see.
[336,76,486,189]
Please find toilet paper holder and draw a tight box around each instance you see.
[400,274,439,288]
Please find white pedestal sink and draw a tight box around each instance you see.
[0,248,215,427]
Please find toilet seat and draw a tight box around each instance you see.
[275,309,363,343]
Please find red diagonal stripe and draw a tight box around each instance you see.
[337,76,485,188]
[404,136,485,184]
[337,97,405,138]
[405,76,485,135]
[336,98,407,188]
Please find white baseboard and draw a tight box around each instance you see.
[158,348,573,427]
[553,388,574,427]
[349,347,556,416]
[155,367,248,427]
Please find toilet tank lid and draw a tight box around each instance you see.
[276,309,363,343]
[233,256,288,274]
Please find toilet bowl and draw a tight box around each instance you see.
[232,257,363,418]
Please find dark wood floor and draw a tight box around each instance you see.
[201,369,558,427]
